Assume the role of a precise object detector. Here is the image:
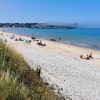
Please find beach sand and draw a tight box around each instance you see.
[1,31,100,100]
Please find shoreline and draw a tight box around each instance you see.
[1,31,100,100]
[1,30,100,51]
[0,31,100,66]
[0,28,100,51]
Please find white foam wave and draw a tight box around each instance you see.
[78,43,90,46]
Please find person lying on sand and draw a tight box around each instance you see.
[19,37,22,41]
[80,54,88,59]
[80,53,93,60]
[80,55,84,59]
[88,53,93,58]
[15,38,18,41]
[85,55,90,60]
[37,40,46,46]
[10,35,15,39]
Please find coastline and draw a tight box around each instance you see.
[0,27,100,51]
[1,31,100,100]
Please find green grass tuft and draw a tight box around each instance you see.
[0,42,58,100]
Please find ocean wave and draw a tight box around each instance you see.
[78,43,91,46]
[62,40,71,44]
[77,44,100,50]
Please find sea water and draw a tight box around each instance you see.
[0,28,100,50]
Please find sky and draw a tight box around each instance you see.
[0,0,100,27]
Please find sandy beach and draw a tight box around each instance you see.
[1,31,100,100]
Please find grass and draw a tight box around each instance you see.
[0,70,39,100]
[0,42,59,100]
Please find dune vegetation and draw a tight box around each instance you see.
[0,42,59,100]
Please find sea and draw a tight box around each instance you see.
[0,28,100,50]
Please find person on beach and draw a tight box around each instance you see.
[19,37,22,41]
[88,53,93,58]
[80,54,93,60]
[15,38,18,41]
[43,43,46,46]
[59,37,61,41]
[10,35,15,39]
[80,55,84,59]
[37,40,46,46]
[31,34,36,40]
[80,54,87,59]
[85,55,90,60]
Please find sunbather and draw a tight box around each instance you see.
[15,38,18,41]
[19,37,22,41]
[80,54,89,60]
[80,52,93,60]
[37,40,46,47]
[80,55,84,59]
[85,55,90,60]
[88,53,93,58]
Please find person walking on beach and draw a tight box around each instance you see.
[59,37,61,41]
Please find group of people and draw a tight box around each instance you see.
[80,53,93,60]
[31,34,46,47]
[10,35,15,39]
[37,40,46,46]
[10,34,47,47]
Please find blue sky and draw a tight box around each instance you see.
[0,0,100,26]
